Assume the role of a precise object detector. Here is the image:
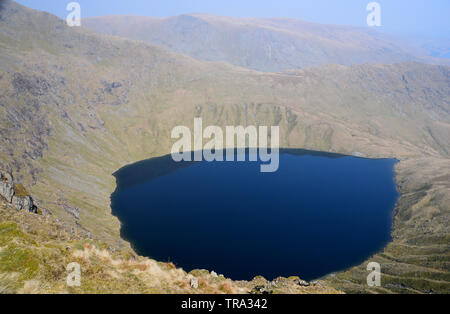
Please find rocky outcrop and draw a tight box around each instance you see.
[292,278,310,287]
[190,278,199,289]
[248,276,316,294]
[12,195,36,213]
[12,72,50,97]
[0,170,14,203]
[57,197,80,220]
[0,180,14,203]
[1,171,13,182]
[0,170,37,213]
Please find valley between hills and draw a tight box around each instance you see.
[0,0,449,293]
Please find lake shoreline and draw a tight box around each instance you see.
[111,148,399,282]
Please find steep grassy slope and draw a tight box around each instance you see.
[0,1,449,293]
[83,14,443,72]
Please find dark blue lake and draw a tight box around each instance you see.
[111,149,398,281]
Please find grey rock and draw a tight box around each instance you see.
[64,205,80,220]
[300,280,310,287]
[0,171,14,203]
[353,152,366,158]
[250,285,273,295]
[58,197,80,220]
[293,278,310,287]
[190,278,199,289]
[0,180,14,203]
[211,271,218,278]
[39,207,52,217]
[111,82,122,89]
[0,170,13,182]
[12,195,36,213]
[12,72,50,97]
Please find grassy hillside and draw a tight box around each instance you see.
[0,0,449,293]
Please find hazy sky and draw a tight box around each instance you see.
[16,0,450,39]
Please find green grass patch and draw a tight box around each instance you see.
[14,184,30,197]
[0,222,27,246]
[0,244,40,282]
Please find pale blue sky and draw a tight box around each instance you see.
[16,0,450,39]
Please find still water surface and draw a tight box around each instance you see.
[111,150,398,281]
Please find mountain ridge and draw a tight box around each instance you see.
[83,13,449,72]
